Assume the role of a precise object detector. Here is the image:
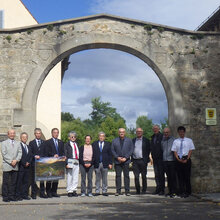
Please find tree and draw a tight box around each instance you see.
[160,118,168,131]
[89,97,125,125]
[136,115,153,139]
[100,116,126,143]
[61,112,74,122]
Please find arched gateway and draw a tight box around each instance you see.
[0,14,219,193]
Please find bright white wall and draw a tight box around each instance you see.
[0,0,61,139]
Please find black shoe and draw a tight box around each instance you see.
[115,192,119,196]
[52,193,60,197]
[47,193,52,198]
[158,191,165,196]
[9,197,17,201]
[152,189,160,195]
[3,198,10,202]
[72,192,78,197]
[142,191,147,194]
[23,196,31,200]
[165,193,171,197]
[94,193,101,196]
[40,193,48,198]
[31,195,36,200]
[136,191,141,195]
[16,197,23,201]
[125,192,131,196]
[102,193,108,196]
[68,193,73,197]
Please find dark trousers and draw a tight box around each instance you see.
[132,159,147,193]
[16,168,30,198]
[30,165,45,196]
[153,159,165,192]
[46,181,58,195]
[176,159,192,195]
[163,161,177,194]
[80,164,94,194]
[2,171,18,200]
[115,163,130,193]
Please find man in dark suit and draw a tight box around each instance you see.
[150,125,165,195]
[44,128,64,198]
[16,132,32,200]
[111,128,134,196]
[132,128,151,194]
[93,132,112,196]
[29,128,47,199]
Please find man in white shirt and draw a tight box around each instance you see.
[172,126,195,198]
[64,131,79,197]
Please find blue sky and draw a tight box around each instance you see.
[22,0,220,127]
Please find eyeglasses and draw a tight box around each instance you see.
[70,136,76,138]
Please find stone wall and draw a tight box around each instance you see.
[0,14,219,192]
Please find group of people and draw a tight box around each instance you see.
[0,125,195,202]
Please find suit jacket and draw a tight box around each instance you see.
[132,137,151,164]
[64,141,79,160]
[29,139,45,165]
[92,140,112,169]
[44,138,64,157]
[111,137,134,164]
[150,132,163,160]
[19,143,33,171]
[1,139,22,172]
[79,145,97,166]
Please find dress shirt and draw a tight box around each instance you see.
[133,137,143,159]
[171,137,195,157]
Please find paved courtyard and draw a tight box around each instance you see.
[0,168,219,220]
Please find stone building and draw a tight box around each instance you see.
[0,0,62,139]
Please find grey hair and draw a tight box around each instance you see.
[152,124,160,129]
[98,131,106,136]
[68,131,77,137]
[34,128,42,133]
[20,132,28,137]
[118,128,126,132]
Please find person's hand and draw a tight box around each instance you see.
[35,155,40,159]
[54,154,59,158]
[66,165,70,169]
[26,162,30,167]
[109,164,112,169]
[11,160,17,167]
[150,158,153,165]
[121,158,126,162]
[117,157,122,163]
[182,160,187,164]
[84,164,91,168]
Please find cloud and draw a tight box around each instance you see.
[90,0,220,30]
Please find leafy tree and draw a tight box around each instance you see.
[61,112,75,121]
[160,118,168,131]
[136,115,153,139]
[89,97,125,125]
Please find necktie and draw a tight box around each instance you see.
[179,139,183,159]
[100,142,103,163]
[37,140,41,147]
[73,143,78,159]
[11,140,14,147]
[24,144,28,154]
[54,139,59,154]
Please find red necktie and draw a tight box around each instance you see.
[74,143,78,159]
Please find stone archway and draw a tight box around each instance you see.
[0,14,220,192]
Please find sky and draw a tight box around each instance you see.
[22,0,220,127]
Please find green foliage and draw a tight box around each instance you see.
[190,48,195,54]
[160,118,168,131]
[144,24,152,31]
[47,24,54,31]
[58,30,67,36]
[61,112,75,122]
[147,31,153,36]
[136,115,153,139]
[157,27,164,33]
[90,97,125,125]
[27,29,33,35]
[5,35,12,42]
[190,34,204,40]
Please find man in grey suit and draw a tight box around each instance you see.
[1,129,22,202]
[111,128,134,196]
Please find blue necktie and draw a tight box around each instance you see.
[55,139,59,155]
[100,142,103,163]
[179,139,183,159]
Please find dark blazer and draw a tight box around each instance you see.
[19,143,33,171]
[79,145,97,166]
[111,137,134,164]
[44,138,65,157]
[92,140,112,169]
[29,139,45,159]
[150,132,163,160]
[64,141,79,159]
[132,137,151,164]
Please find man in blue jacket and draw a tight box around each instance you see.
[111,128,134,196]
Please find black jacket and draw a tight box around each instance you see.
[132,137,151,164]
[64,141,79,159]
[18,143,33,171]
[92,141,112,169]
[29,139,45,161]
[150,132,163,160]
[79,145,97,167]
[44,138,64,157]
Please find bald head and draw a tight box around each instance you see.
[136,127,143,138]
[7,129,16,140]
[118,128,126,139]
[163,127,171,138]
